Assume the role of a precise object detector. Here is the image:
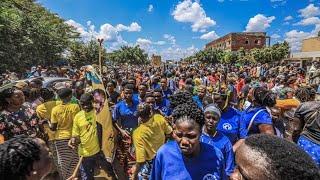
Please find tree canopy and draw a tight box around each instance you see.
[107,45,149,65]
[0,0,78,72]
[186,41,289,65]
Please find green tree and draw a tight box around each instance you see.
[107,45,149,65]
[0,0,78,72]
[67,40,107,66]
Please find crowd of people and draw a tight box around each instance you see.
[0,61,320,180]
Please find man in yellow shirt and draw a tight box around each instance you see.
[70,93,116,180]
[36,88,62,179]
[50,88,80,179]
[36,88,61,143]
[131,103,172,180]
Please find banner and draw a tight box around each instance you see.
[85,65,115,159]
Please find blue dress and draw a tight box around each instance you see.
[200,132,235,176]
[217,107,241,144]
[150,141,227,180]
[155,98,171,116]
[240,106,273,138]
[298,135,320,167]
[112,99,139,130]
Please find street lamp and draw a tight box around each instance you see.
[98,38,104,76]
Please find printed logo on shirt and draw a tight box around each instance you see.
[223,123,232,130]
[203,174,218,180]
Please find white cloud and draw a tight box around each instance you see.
[271,33,281,39]
[294,17,320,26]
[285,30,311,52]
[148,4,153,12]
[154,41,166,45]
[136,38,152,46]
[284,4,320,52]
[200,31,219,40]
[245,14,275,32]
[299,4,320,18]
[284,15,293,21]
[115,22,141,32]
[163,34,176,45]
[160,45,199,60]
[172,0,216,32]
[65,19,141,51]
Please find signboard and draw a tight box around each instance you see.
[152,55,161,67]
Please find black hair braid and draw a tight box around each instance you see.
[169,91,194,109]
[0,88,15,109]
[254,87,276,107]
[0,136,41,180]
[295,86,316,103]
[172,102,205,129]
[40,88,55,101]
[245,134,320,180]
[137,103,152,120]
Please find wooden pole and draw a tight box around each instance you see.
[98,38,104,76]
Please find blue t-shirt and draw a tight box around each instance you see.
[240,106,272,138]
[133,94,145,103]
[162,88,173,99]
[112,99,139,129]
[192,96,203,110]
[217,107,241,145]
[151,83,161,90]
[133,93,140,102]
[200,132,235,176]
[155,98,171,116]
[151,141,227,180]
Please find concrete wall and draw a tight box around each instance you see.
[230,33,266,51]
[291,51,320,60]
[301,37,320,52]
[205,32,267,51]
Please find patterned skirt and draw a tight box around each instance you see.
[115,135,136,176]
[138,160,153,180]
[298,135,320,167]
[53,139,80,179]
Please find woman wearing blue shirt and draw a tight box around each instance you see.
[112,83,139,178]
[200,104,235,177]
[151,100,227,180]
[213,89,242,145]
[234,87,276,151]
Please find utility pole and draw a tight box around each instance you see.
[98,38,104,76]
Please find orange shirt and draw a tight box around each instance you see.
[275,99,300,110]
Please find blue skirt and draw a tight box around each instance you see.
[298,135,320,167]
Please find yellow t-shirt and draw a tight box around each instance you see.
[133,114,173,163]
[36,101,62,141]
[72,110,100,157]
[51,103,80,140]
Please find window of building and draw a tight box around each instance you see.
[245,40,249,44]
[255,39,260,44]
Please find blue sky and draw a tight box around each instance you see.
[38,0,320,60]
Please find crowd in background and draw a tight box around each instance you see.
[0,60,320,180]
